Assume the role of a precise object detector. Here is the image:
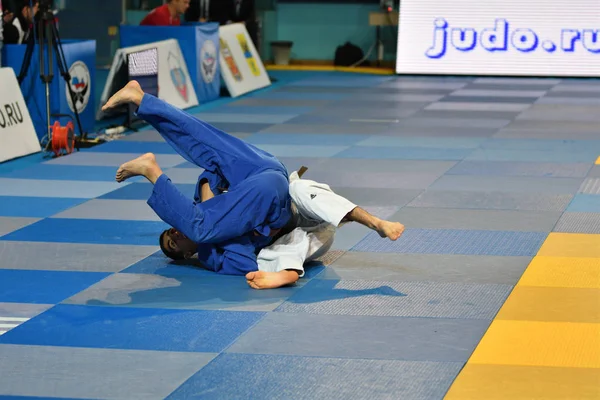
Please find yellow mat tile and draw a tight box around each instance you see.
[596,156,599,165]
[495,286,600,323]
[537,233,600,258]
[468,320,600,368]
[518,256,600,289]
[445,364,600,400]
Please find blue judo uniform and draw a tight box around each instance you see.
[136,94,292,276]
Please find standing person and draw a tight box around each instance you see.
[184,0,230,25]
[140,0,190,26]
[2,0,38,45]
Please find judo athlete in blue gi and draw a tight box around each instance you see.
[102,81,292,276]
[103,81,406,290]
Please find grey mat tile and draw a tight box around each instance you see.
[517,109,600,122]
[494,128,600,140]
[227,312,490,361]
[307,170,448,189]
[51,199,162,221]
[192,112,297,124]
[0,303,52,318]
[464,83,555,91]
[46,152,185,167]
[316,159,456,174]
[408,190,573,212]
[276,279,511,319]
[505,120,600,132]
[425,102,531,112]
[535,96,600,105]
[580,178,600,194]
[380,126,499,137]
[588,166,600,177]
[64,272,301,312]
[0,178,123,198]
[379,81,468,90]
[329,187,422,207]
[447,160,592,178]
[409,110,519,123]
[543,90,600,99]
[450,89,547,98]
[0,217,40,237]
[390,207,561,232]
[465,148,598,163]
[393,116,511,129]
[473,78,562,85]
[309,107,420,119]
[162,167,203,184]
[0,241,158,272]
[550,84,600,92]
[168,353,463,400]
[323,253,532,285]
[553,212,600,233]
[230,98,334,107]
[341,93,445,102]
[0,344,215,399]
[428,175,583,194]
[260,123,391,135]
[439,95,538,104]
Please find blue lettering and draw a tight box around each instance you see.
[425,18,448,59]
[480,19,509,51]
[582,29,600,53]
[451,28,477,51]
[561,29,580,52]
[511,29,538,52]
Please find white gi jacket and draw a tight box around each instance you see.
[256,170,357,277]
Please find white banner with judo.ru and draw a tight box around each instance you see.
[395,0,600,77]
[0,68,42,163]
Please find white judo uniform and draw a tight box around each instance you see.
[257,170,357,277]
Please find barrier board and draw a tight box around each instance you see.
[0,68,41,163]
[219,23,271,97]
[97,39,198,120]
[395,0,600,77]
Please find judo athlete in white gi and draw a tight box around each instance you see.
[102,81,405,290]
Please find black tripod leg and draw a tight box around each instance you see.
[50,22,86,142]
[17,32,36,84]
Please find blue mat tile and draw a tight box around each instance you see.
[226,312,490,361]
[167,353,462,400]
[481,138,600,152]
[566,194,600,212]
[0,197,87,218]
[447,161,592,178]
[246,133,368,146]
[200,122,272,133]
[89,141,178,154]
[351,229,547,256]
[0,270,109,304]
[1,218,168,245]
[0,165,122,182]
[0,304,265,353]
[253,144,348,158]
[97,182,197,200]
[193,113,297,124]
[334,146,472,160]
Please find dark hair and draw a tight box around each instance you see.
[159,229,185,260]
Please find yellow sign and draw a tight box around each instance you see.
[236,34,261,77]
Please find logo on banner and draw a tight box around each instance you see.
[0,102,24,129]
[66,61,90,114]
[200,40,217,83]
[220,38,243,82]
[236,33,261,77]
[168,52,189,102]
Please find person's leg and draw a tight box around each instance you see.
[117,153,290,244]
[103,81,287,187]
[343,207,405,241]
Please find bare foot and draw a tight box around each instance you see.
[102,80,144,111]
[376,221,405,241]
[116,152,161,183]
[246,270,299,290]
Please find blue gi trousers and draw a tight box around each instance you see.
[137,94,291,275]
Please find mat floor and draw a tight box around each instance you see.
[0,71,599,399]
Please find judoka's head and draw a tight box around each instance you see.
[159,228,196,260]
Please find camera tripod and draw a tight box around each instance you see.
[16,2,86,152]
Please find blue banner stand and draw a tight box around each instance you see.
[1,39,96,142]
[120,24,220,105]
